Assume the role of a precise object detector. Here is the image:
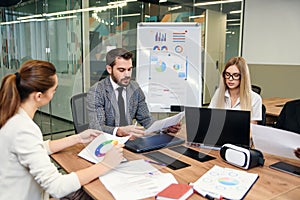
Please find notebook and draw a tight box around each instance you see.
[125,133,185,153]
[185,107,250,150]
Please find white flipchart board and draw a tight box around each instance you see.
[136,22,202,112]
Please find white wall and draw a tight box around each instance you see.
[243,0,300,99]
[243,0,300,65]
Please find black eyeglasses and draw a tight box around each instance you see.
[223,72,241,80]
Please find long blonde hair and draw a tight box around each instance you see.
[215,57,252,111]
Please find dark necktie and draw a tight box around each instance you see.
[117,87,127,126]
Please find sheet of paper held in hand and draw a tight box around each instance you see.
[99,159,178,200]
[251,124,300,159]
[145,111,185,134]
[78,132,130,163]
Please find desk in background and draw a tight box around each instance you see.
[51,142,300,199]
[262,97,293,125]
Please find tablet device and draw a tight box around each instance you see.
[169,146,215,162]
[143,151,190,170]
[269,161,300,177]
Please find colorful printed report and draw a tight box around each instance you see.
[192,165,258,200]
[78,132,130,163]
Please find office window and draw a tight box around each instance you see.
[0,0,244,136]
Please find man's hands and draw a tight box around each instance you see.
[116,125,146,139]
[78,129,103,143]
[166,122,182,133]
[116,121,182,139]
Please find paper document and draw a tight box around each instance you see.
[193,165,258,200]
[145,111,185,134]
[251,124,300,159]
[99,159,178,200]
[78,133,130,163]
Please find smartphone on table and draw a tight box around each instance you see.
[269,161,300,177]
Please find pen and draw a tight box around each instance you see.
[134,121,137,128]
[192,186,223,200]
[144,159,166,166]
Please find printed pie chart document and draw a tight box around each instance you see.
[78,133,130,163]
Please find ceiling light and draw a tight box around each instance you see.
[17,14,43,20]
[108,0,137,5]
[0,21,20,25]
[227,23,240,26]
[226,19,240,22]
[229,10,242,14]
[189,15,205,19]
[115,13,140,17]
[48,16,77,21]
[194,0,242,7]
[168,6,182,11]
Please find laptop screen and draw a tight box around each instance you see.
[185,107,250,149]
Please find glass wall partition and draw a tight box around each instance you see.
[0,0,82,136]
[0,0,244,136]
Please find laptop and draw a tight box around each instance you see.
[185,107,250,150]
[125,133,185,153]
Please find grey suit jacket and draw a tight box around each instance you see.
[87,76,154,134]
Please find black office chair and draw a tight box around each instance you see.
[275,99,300,134]
[251,85,262,95]
[99,69,109,81]
[70,93,89,134]
[257,104,266,126]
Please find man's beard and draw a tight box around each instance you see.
[111,72,130,87]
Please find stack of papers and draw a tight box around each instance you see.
[193,165,258,200]
[78,133,130,163]
[99,159,178,200]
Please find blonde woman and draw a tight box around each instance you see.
[209,57,262,124]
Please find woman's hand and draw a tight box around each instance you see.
[101,144,124,169]
[78,129,102,144]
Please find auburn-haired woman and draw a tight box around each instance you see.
[0,60,123,200]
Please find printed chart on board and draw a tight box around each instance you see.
[137,22,202,112]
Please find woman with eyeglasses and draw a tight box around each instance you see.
[209,57,262,124]
[0,60,124,200]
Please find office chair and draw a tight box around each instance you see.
[257,104,266,126]
[275,99,300,134]
[70,93,89,134]
[99,69,109,81]
[251,85,262,95]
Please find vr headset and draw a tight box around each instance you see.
[220,144,265,169]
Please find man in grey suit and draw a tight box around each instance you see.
[87,48,180,139]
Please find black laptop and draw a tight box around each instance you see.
[185,107,250,150]
[125,133,185,153]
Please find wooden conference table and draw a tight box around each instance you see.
[262,97,294,125]
[262,97,293,117]
[51,132,300,200]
